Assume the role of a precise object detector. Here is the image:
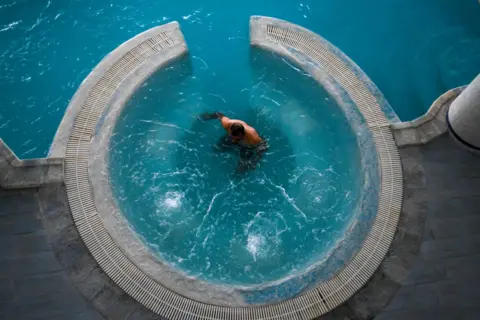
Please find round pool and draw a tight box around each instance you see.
[108,49,370,294]
[64,19,401,313]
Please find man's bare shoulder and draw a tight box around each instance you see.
[220,116,233,129]
[245,126,262,144]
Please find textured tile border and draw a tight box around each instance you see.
[0,139,63,188]
[391,86,466,148]
[60,17,404,319]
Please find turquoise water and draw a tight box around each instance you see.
[109,52,363,285]
[1,0,480,158]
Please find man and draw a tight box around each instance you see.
[200,112,267,171]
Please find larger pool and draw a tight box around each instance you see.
[1,0,479,158]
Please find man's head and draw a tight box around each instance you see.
[230,122,245,141]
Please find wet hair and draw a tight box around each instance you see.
[230,122,245,137]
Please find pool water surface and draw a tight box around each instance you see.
[109,52,364,285]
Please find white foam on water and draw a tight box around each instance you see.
[270,181,308,220]
[155,191,185,218]
[195,191,223,237]
[247,234,266,261]
[163,191,183,209]
[139,119,196,134]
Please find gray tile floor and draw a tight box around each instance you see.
[0,189,104,320]
[0,134,479,320]
[376,135,480,320]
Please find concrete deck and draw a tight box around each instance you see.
[0,188,103,320]
[1,133,479,319]
[377,134,480,320]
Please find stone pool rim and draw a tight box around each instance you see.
[61,17,403,319]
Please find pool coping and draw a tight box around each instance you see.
[391,86,466,147]
[0,138,63,188]
[59,17,403,319]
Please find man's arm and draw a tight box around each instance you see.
[199,112,233,132]
[220,115,232,130]
[199,112,225,121]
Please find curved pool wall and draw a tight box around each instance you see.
[59,17,403,319]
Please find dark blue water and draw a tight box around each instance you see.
[0,0,479,158]
[109,52,363,285]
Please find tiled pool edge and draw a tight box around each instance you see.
[391,86,466,148]
[89,15,402,312]
[78,15,403,317]
[0,138,63,188]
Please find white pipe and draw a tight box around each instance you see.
[447,74,480,152]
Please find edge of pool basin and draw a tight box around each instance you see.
[60,17,404,319]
